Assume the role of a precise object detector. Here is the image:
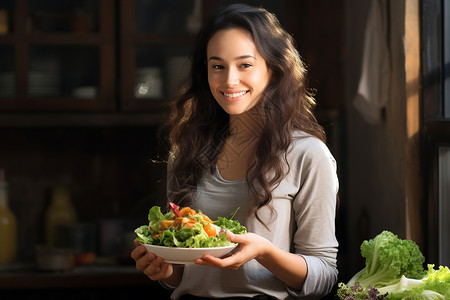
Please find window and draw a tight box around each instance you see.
[445,1,450,118]
[438,146,450,266]
[422,0,450,266]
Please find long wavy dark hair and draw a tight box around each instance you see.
[161,4,326,224]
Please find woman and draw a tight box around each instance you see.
[131,4,339,299]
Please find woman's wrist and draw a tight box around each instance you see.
[256,243,307,291]
[255,237,277,262]
[160,264,184,288]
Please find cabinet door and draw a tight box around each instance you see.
[119,0,203,111]
[0,0,115,111]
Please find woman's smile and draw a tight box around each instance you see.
[222,90,249,101]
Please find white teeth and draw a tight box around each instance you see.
[223,91,247,98]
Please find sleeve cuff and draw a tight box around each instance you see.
[285,255,337,299]
[158,280,177,290]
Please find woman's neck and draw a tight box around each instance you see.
[217,109,263,181]
[228,109,263,141]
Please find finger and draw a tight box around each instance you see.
[195,254,239,269]
[144,256,166,280]
[134,239,140,247]
[136,252,156,271]
[226,231,247,244]
[159,261,171,276]
[130,244,147,261]
[225,230,236,241]
[194,256,221,268]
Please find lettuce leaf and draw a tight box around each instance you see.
[135,225,153,244]
[214,215,246,235]
[147,206,165,232]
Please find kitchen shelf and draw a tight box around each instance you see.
[0,263,175,299]
[0,35,15,44]
[24,33,105,45]
[0,111,168,127]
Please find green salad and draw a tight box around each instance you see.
[134,202,247,248]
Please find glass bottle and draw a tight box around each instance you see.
[0,169,17,264]
[45,187,77,247]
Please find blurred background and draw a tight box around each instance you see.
[0,0,449,299]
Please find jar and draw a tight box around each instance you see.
[0,169,17,264]
[45,187,77,247]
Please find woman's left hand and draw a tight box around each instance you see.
[194,231,273,270]
[196,230,307,290]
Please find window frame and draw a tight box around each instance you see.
[421,0,450,265]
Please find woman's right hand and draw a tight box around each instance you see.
[131,240,174,281]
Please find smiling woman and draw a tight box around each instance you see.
[131,4,339,299]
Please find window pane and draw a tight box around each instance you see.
[438,146,450,266]
[444,0,450,118]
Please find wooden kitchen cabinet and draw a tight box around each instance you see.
[0,0,116,111]
[0,0,208,114]
[0,0,288,117]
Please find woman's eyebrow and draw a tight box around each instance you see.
[208,55,257,61]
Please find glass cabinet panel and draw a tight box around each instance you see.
[135,45,191,99]
[0,0,114,111]
[28,0,99,34]
[0,46,14,98]
[135,0,202,35]
[119,0,199,111]
[211,0,284,19]
[28,46,99,99]
[0,0,13,34]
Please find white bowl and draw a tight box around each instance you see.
[141,244,237,264]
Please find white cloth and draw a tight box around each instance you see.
[353,0,391,124]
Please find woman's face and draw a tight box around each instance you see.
[207,28,272,115]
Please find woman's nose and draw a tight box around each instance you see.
[226,67,239,85]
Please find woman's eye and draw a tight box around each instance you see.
[212,65,224,69]
[240,63,252,68]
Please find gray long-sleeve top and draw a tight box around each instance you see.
[170,131,339,299]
